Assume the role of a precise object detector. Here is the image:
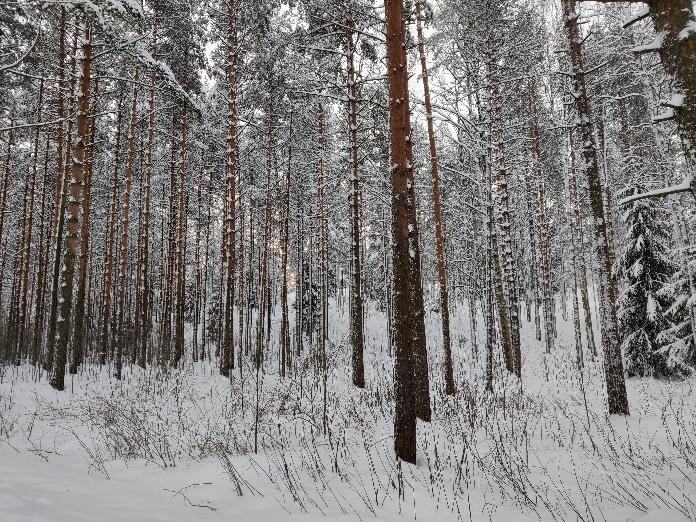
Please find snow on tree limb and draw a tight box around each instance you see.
[619,174,695,205]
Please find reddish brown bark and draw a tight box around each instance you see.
[386,0,429,463]
[71,77,98,373]
[50,21,91,391]
[416,1,454,395]
[46,24,78,373]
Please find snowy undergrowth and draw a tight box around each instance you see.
[1,301,696,521]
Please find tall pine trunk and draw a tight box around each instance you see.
[386,0,430,463]
[15,79,43,361]
[50,21,91,391]
[115,73,139,380]
[221,0,238,376]
[528,83,555,354]
[346,20,365,388]
[45,22,75,372]
[563,0,629,415]
[71,77,98,373]
[416,1,454,395]
[491,80,521,376]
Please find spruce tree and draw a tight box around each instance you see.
[658,258,696,373]
[616,185,676,377]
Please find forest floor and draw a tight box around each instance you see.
[1,298,696,521]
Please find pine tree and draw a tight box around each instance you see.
[616,185,677,377]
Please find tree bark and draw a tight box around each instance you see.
[46,24,77,372]
[255,80,274,371]
[15,79,43,361]
[491,80,521,377]
[99,95,122,366]
[222,0,238,377]
[32,134,52,364]
[563,0,629,415]
[50,21,91,391]
[416,1,455,395]
[386,0,430,463]
[115,73,139,380]
[71,77,98,373]
[646,0,696,195]
[138,47,156,368]
[346,20,365,389]
[280,110,292,378]
[528,82,555,354]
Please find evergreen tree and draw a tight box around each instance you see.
[616,185,676,377]
[658,255,696,373]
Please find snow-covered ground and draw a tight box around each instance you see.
[1,299,695,521]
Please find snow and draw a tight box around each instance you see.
[618,173,694,205]
[653,108,675,123]
[630,32,665,54]
[666,93,686,108]
[647,294,657,321]
[2,298,696,521]
[678,20,696,41]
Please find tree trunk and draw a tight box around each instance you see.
[568,132,598,362]
[563,0,629,415]
[237,196,245,371]
[71,77,98,373]
[382,209,393,355]
[280,111,292,378]
[416,1,455,395]
[15,79,43,361]
[346,20,365,389]
[193,171,203,363]
[648,0,696,184]
[138,52,156,369]
[222,1,238,377]
[115,73,139,380]
[0,119,13,339]
[485,156,496,392]
[50,21,91,391]
[318,104,329,363]
[173,111,187,368]
[491,80,521,376]
[295,188,303,356]
[386,0,429,463]
[528,82,555,354]
[32,135,52,364]
[99,95,122,366]
[0,122,12,268]
[45,23,76,372]
[255,82,273,371]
